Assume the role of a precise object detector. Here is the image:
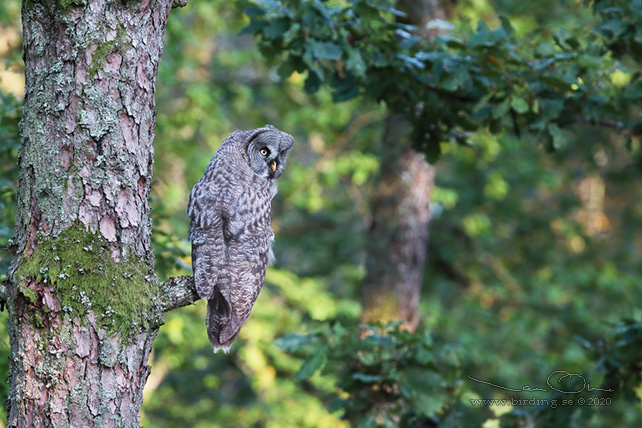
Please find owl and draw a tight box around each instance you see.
[188,125,293,353]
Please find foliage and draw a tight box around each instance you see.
[0,3,22,419]
[593,0,642,60]
[591,318,642,403]
[277,317,642,428]
[277,322,491,427]
[426,124,642,426]
[243,0,641,161]
[0,91,20,275]
[496,318,642,428]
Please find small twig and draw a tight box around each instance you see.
[159,275,201,313]
[574,116,625,131]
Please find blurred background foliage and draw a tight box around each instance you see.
[1,0,641,427]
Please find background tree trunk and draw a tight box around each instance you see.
[361,0,450,330]
[5,0,174,425]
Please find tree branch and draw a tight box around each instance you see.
[159,275,201,312]
[0,275,201,313]
[573,116,624,131]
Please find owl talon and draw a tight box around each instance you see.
[212,345,231,354]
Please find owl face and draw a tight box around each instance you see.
[246,130,293,179]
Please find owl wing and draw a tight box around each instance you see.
[217,230,272,344]
[188,171,228,301]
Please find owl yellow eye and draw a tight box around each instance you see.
[260,148,270,156]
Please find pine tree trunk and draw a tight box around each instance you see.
[361,0,450,330]
[5,0,174,425]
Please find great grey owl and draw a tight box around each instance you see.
[188,125,293,353]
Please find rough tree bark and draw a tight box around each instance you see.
[361,0,451,330]
[3,0,192,425]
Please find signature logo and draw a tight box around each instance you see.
[466,370,614,394]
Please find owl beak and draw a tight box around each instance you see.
[269,160,277,173]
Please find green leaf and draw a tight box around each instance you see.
[548,123,569,150]
[332,83,361,102]
[355,414,378,428]
[510,96,529,114]
[263,18,290,39]
[239,19,267,36]
[412,345,433,365]
[440,69,467,91]
[294,348,328,380]
[346,48,366,77]
[277,60,296,80]
[282,23,301,44]
[397,54,425,69]
[553,28,579,50]
[302,50,324,80]
[499,15,515,37]
[469,20,507,48]
[492,98,511,119]
[307,39,343,60]
[425,19,455,33]
[242,5,266,17]
[415,51,446,62]
[352,372,383,383]
[304,72,322,93]
[327,398,348,413]
[438,35,466,48]
[399,367,449,417]
[275,333,316,352]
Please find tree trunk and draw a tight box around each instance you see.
[4,0,174,425]
[361,115,435,330]
[361,0,449,330]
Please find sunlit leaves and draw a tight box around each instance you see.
[243,0,641,162]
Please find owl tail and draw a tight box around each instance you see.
[206,291,239,353]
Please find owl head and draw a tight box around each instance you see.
[245,126,294,180]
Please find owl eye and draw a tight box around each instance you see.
[259,148,270,156]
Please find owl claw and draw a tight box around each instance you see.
[212,345,231,354]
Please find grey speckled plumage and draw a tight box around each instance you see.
[188,125,293,353]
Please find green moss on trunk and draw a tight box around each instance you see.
[58,0,86,10]
[22,0,87,13]
[89,23,128,79]
[14,223,159,336]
